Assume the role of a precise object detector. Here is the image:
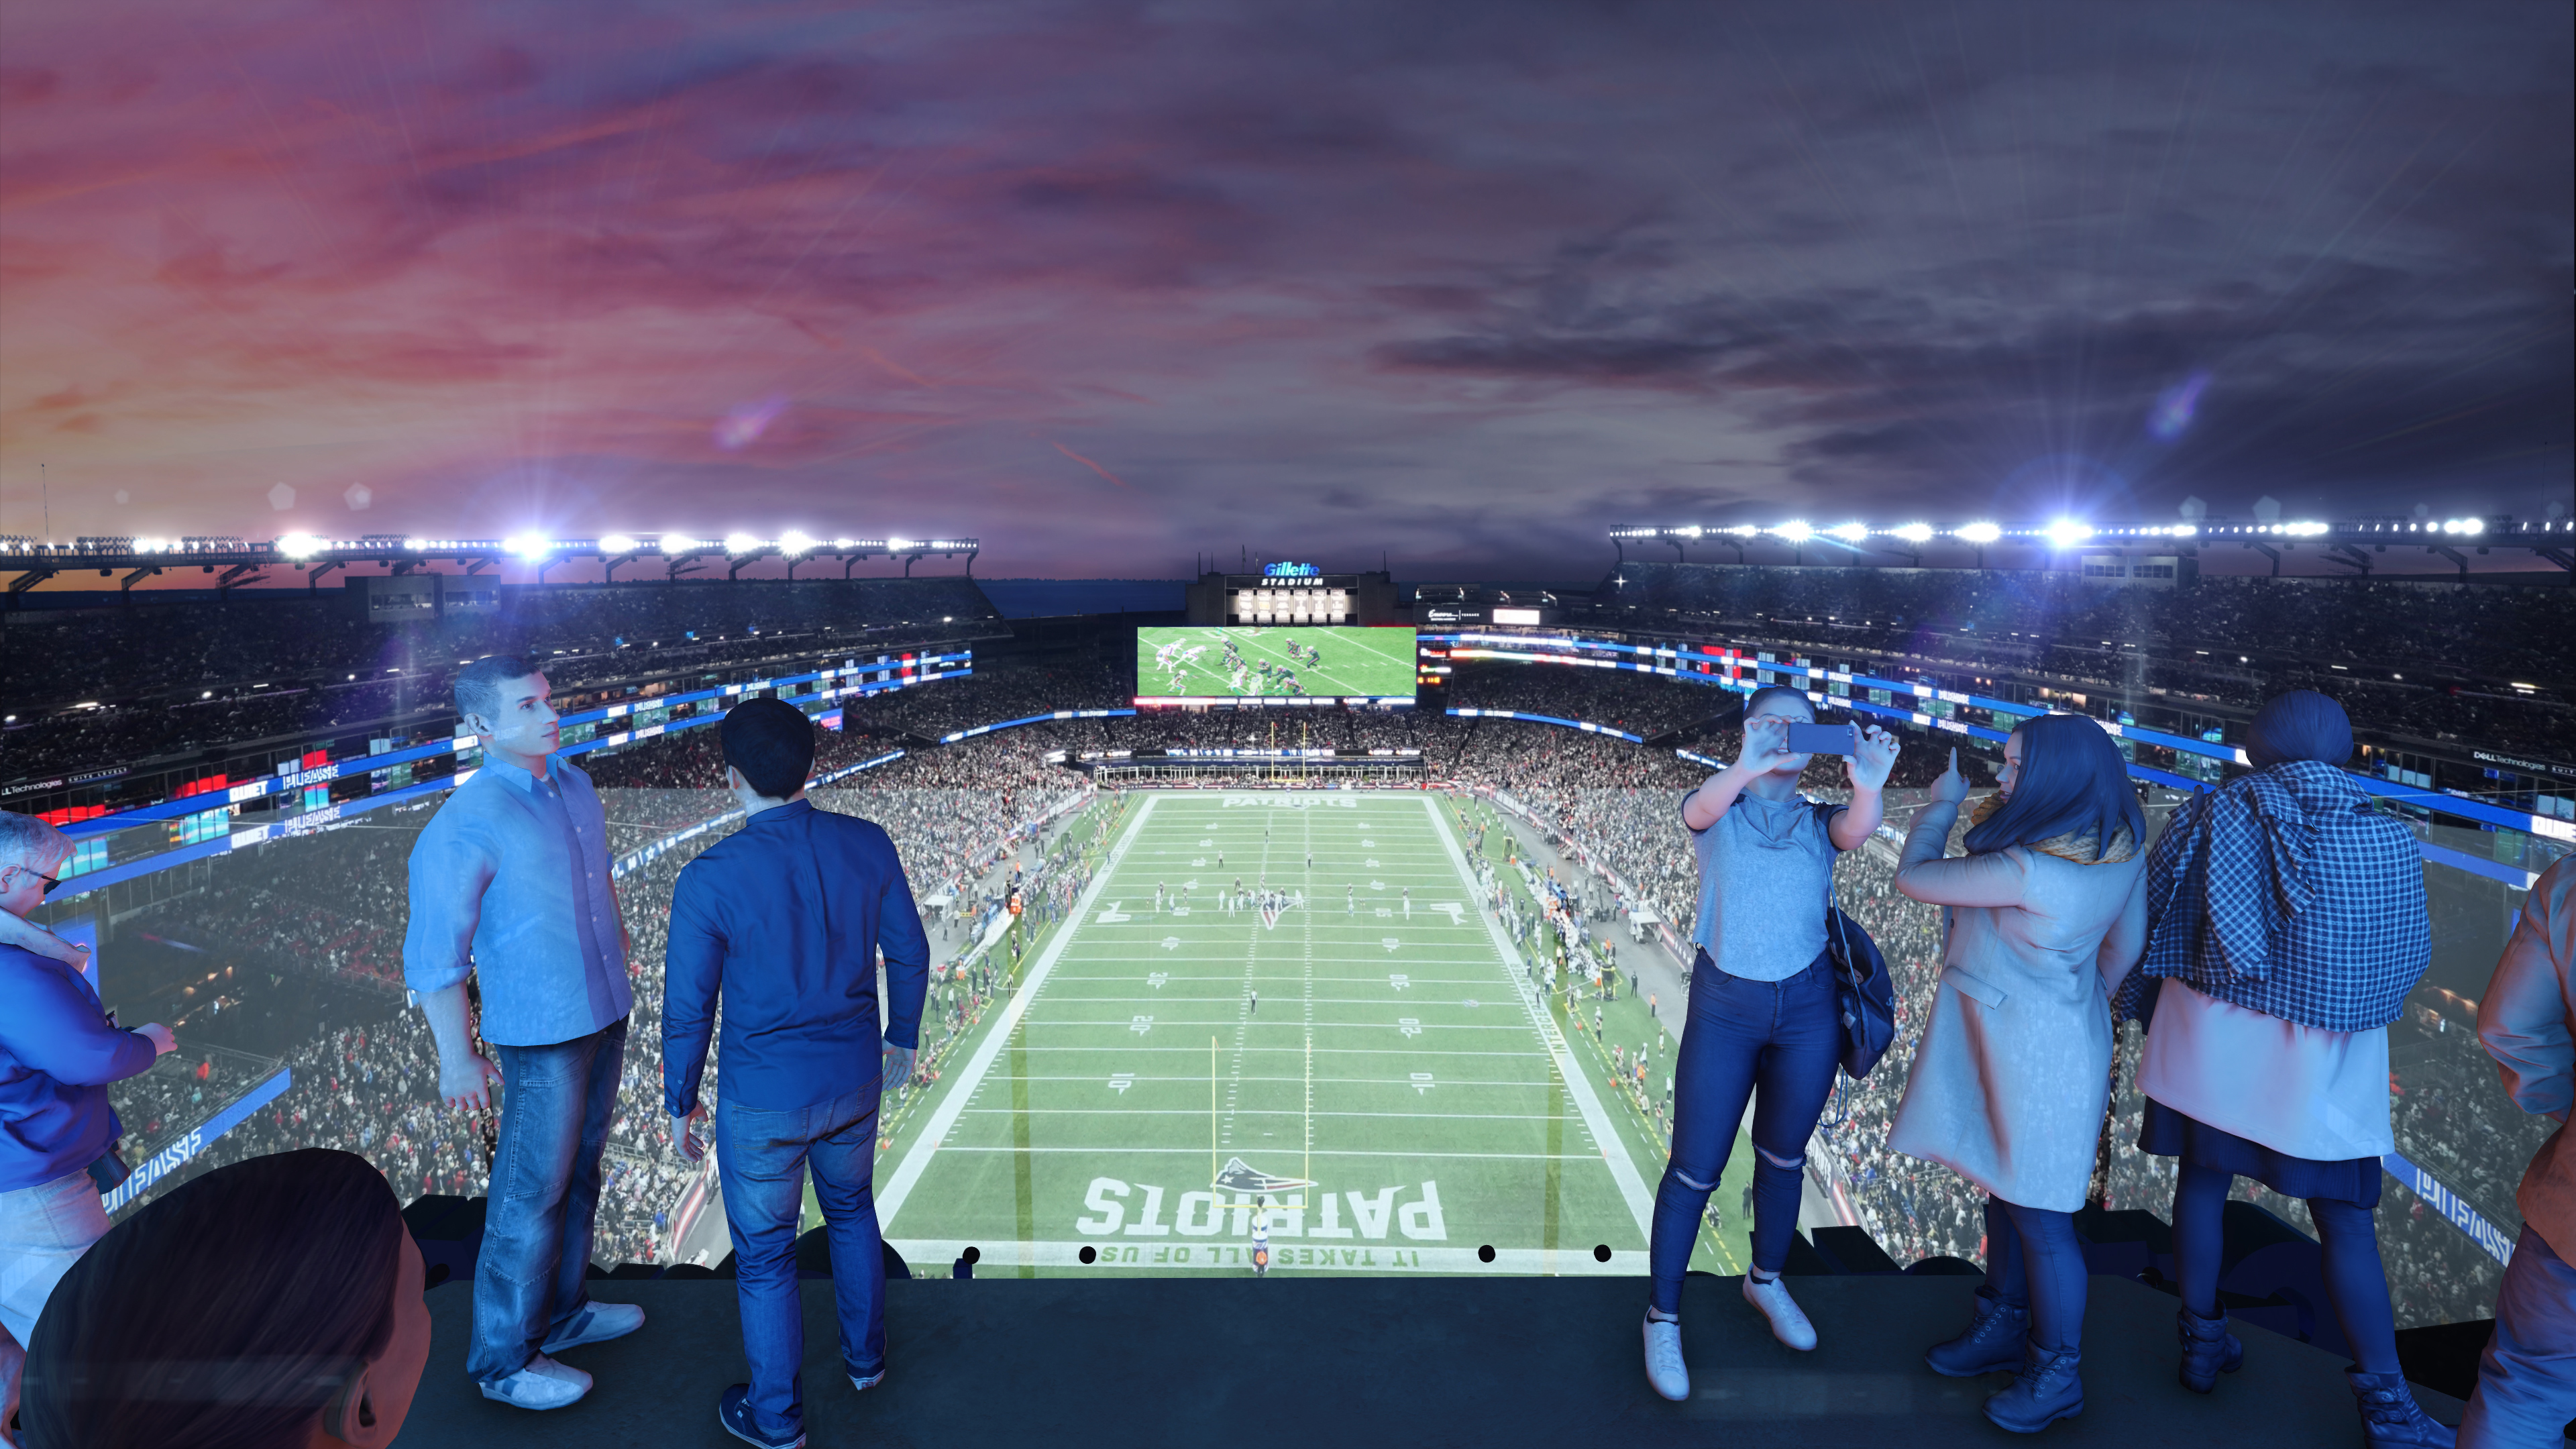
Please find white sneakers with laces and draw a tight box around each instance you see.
[1743,1273,1818,1351]
[478,1352,593,1410]
[1642,1311,1690,1401]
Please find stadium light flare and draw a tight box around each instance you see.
[505,533,550,560]
[1957,522,2002,544]
[722,532,762,555]
[779,530,818,555]
[2043,519,2095,549]
[659,533,698,554]
[600,533,640,555]
[1894,523,1935,543]
[1774,520,1814,543]
[1827,522,1868,543]
[278,533,323,558]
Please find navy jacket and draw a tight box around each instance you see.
[0,943,155,1193]
[662,800,930,1116]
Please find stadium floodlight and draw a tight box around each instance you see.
[1725,524,1758,537]
[1894,523,1935,543]
[2043,519,2094,549]
[1774,520,1814,543]
[779,530,818,555]
[833,536,857,549]
[2286,521,2328,537]
[658,533,696,554]
[1828,522,1868,543]
[278,533,323,558]
[2172,523,2198,537]
[723,531,761,555]
[402,537,430,551]
[1673,525,1704,539]
[505,533,549,560]
[1957,522,2002,544]
[600,533,640,555]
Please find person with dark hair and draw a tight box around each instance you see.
[2115,690,2449,1448]
[665,697,930,1449]
[18,1147,431,1449]
[402,655,643,1411]
[1640,684,1898,1401]
[2467,852,2575,1447]
[1,811,176,1440]
[1887,716,2147,1434]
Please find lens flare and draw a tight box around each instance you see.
[2149,370,2211,441]
[714,396,790,450]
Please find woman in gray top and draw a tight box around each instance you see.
[1639,687,1897,1404]
[1887,717,2147,1435]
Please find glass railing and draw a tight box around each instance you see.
[36,769,2561,1327]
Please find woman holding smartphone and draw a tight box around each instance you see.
[1640,687,1897,1402]
[1886,717,2147,1434]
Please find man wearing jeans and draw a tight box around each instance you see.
[663,698,929,1449]
[405,655,641,1410]
[0,812,175,1442]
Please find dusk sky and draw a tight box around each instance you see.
[3,0,2568,582]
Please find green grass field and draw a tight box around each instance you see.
[874,792,1666,1275]
[1136,626,1417,699]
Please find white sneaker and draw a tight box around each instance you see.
[541,1301,645,1354]
[1742,1274,1817,1351]
[850,1367,886,1393]
[1642,1312,1690,1401]
[479,1353,594,1410]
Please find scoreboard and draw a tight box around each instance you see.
[1184,564,1403,627]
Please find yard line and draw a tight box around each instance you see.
[1424,794,1658,1236]
[877,793,1161,1232]
[959,1108,1585,1122]
[928,1146,1609,1161]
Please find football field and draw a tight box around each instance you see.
[1137,626,1417,699]
[877,792,1658,1275]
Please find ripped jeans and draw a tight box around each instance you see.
[1650,949,1841,1313]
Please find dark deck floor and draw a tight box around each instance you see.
[394,1270,2465,1448]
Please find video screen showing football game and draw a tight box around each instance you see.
[1136,625,1417,703]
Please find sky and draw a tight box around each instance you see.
[2,0,2569,582]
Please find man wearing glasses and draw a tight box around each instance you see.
[0,810,176,1438]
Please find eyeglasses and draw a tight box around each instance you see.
[6,865,62,899]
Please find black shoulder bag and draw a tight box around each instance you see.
[1825,872,1896,1079]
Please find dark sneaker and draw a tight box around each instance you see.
[718,1384,805,1449]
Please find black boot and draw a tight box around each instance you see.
[2344,1367,2456,1448]
[2176,1305,2243,1393]
[1983,1344,2083,1434]
[1927,1285,2031,1377]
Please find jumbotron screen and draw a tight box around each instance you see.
[1136,626,1418,706]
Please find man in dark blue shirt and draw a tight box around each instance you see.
[663,700,929,1449]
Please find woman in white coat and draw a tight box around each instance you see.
[1886,714,2147,1434]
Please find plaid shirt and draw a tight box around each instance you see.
[2117,759,2428,1032]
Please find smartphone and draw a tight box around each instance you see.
[1785,721,1858,755]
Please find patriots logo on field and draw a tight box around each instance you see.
[1212,1157,1317,1194]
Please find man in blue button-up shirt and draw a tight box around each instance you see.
[663,698,928,1449]
[403,656,644,1412]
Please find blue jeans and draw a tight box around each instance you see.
[2462,1223,2575,1448]
[1650,950,1840,1312]
[718,1079,887,1440]
[467,1016,626,1385]
[1984,1196,2086,1352]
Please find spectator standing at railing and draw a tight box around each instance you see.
[2114,691,2449,1449]
[1887,722,2146,1434]
[402,657,645,1413]
[663,699,930,1449]
[1639,688,1895,1404]
[0,811,176,1444]
[2465,852,2576,1448]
